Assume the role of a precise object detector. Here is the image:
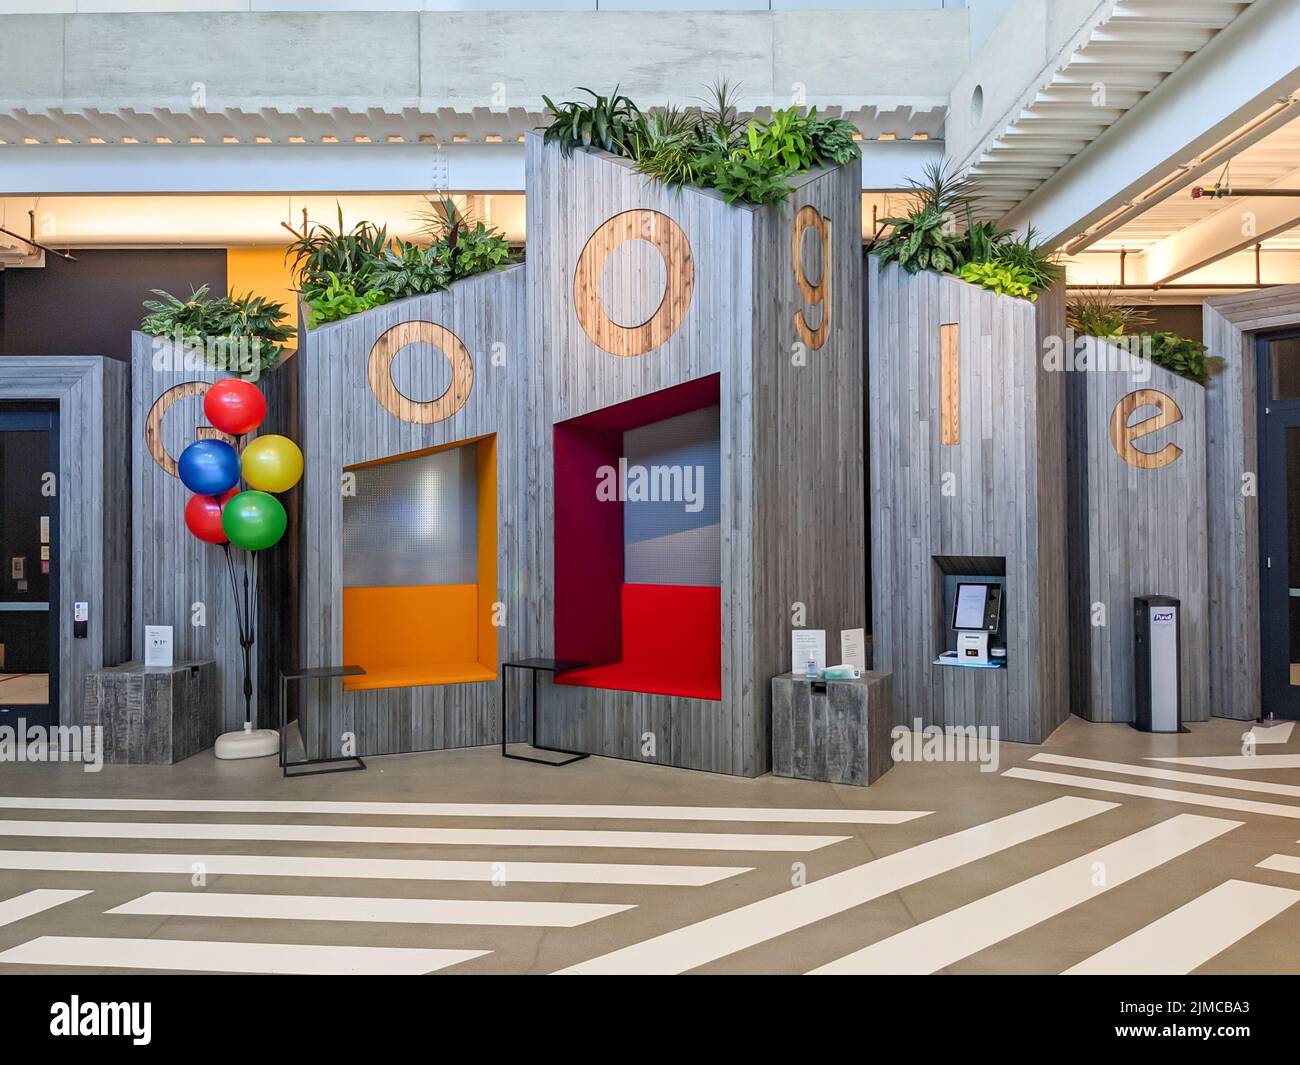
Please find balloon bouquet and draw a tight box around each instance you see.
[178,379,303,760]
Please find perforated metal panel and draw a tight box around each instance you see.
[343,445,477,588]
[623,404,721,586]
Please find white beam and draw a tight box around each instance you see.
[1140,167,1300,285]
[998,0,1300,247]
[0,141,940,197]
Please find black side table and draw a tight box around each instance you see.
[501,658,590,766]
[279,665,367,778]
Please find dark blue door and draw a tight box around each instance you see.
[0,405,58,728]
[1258,333,1300,720]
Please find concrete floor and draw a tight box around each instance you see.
[0,715,1297,974]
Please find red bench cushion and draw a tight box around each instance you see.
[556,583,721,700]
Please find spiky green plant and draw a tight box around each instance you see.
[540,86,644,156]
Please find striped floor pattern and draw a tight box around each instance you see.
[0,751,1297,974]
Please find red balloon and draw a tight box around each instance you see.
[203,379,266,436]
[184,489,238,544]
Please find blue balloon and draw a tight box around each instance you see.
[177,439,241,497]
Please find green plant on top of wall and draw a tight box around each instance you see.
[305,272,393,329]
[542,86,645,156]
[870,164,1062,298]
[539,81,862,206]
[1066,287,1154,338]
[285,199,515,328]
[140,285,296,372]
[1131,331,1224,387]
[956,260,1038,301]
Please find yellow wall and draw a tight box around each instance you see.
[225,247,298,327]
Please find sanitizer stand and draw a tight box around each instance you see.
[1134,595,1183,733]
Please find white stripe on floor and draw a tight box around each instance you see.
[554,796,1118,975]
[0,889,91,927]
[1249,722,1295,745]
[108,892,631,928]
[1063,880,1300,975]
[0,819,847,853]
[0,850,748,886]
[1029,753,1300,799]
[1257,853,1300,875]
[1145,755,1300,770]
[0,797,928,824]
[809,814,1239,975]
[0,936,484,975]
[1003,768,1300,819]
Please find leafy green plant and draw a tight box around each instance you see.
[140,285,295,371]
[1067,288,1153,337]
[957,260,1037,301]
[872,206,964,274]
[542,82,861,206]
[808,114,863,166]
[1131,331,1224,386]
[418,197,514,281]
[371,240,452,298]
[736,107,818,173]
[707,154,794,206]
[989,224,1062,291]
[541,86,644,156]
[305,272,392,329]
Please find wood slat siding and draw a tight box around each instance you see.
[1202,286,1300,721]
[1066,338,1210,722]
[296,266,527,760]
[0,355,130,726]
[130,335,294,734]
[867,259,1069,742]
[525,135,866,776]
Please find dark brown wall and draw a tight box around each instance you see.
[1124,303,1204,342]
[1,249,225,361]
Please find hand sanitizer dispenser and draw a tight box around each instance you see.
[1134,595,1181,733]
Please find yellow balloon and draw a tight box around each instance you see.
[240,434,303,493]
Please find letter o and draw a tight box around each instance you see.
[573,209,693,356]
[145,381,235,477]
[367,321,474,425]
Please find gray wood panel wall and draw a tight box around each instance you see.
[867,259,1069,743]
[0,355,130,726]
[130,335,292,733]
[524,135,865,776]
[1203,286,1300,721]
[1066,338,1210,723]
[296,266,527,760]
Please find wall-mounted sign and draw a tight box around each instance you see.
[1110,388,1184,469]
[145,625,174,668]
[792,204,832,350]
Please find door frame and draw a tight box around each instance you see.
[1256,330,1300,720]
[0,403,59,726]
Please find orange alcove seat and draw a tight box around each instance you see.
[342,583,496,691]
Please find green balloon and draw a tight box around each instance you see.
[221,490,286,551]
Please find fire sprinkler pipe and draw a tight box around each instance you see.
[1192,185,1300,198]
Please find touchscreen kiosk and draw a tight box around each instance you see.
[950,582,1003,666]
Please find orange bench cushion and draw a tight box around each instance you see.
[343,584,494,691]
